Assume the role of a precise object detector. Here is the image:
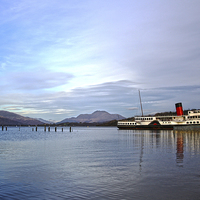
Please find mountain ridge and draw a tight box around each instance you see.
[0,110,125,126]
[58,110,125,124]
[0,110,44,125]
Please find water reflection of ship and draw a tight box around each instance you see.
[175,130,200,166]
[176,133,184,167]
[138,130,162,173]
[139,132,144,173]
[122,129,200,171]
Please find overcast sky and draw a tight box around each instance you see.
[0,0,200,121]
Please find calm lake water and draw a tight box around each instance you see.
[0,126,200,200]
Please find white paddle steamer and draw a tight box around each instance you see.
[117,103,200,130]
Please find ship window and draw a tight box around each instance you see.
[190,122,192,124]
[187,122,189,124]
[197,121,199,124]
[193,121,196,124]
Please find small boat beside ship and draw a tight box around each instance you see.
[117,103,200,130]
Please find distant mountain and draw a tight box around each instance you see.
[0,116,22,126]
[36,118,56,124]
[0,111,44,125]
[58,111,125,124]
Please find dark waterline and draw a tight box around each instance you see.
[0,127,200,200]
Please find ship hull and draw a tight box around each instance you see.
[117,125,174,130]
[117,124,200,130]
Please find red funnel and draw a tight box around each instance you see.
[175,103,183,116]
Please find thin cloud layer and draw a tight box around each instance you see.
[0,80,199,121]
[9,69,74,90]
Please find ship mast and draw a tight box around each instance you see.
[138,90,144,117]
